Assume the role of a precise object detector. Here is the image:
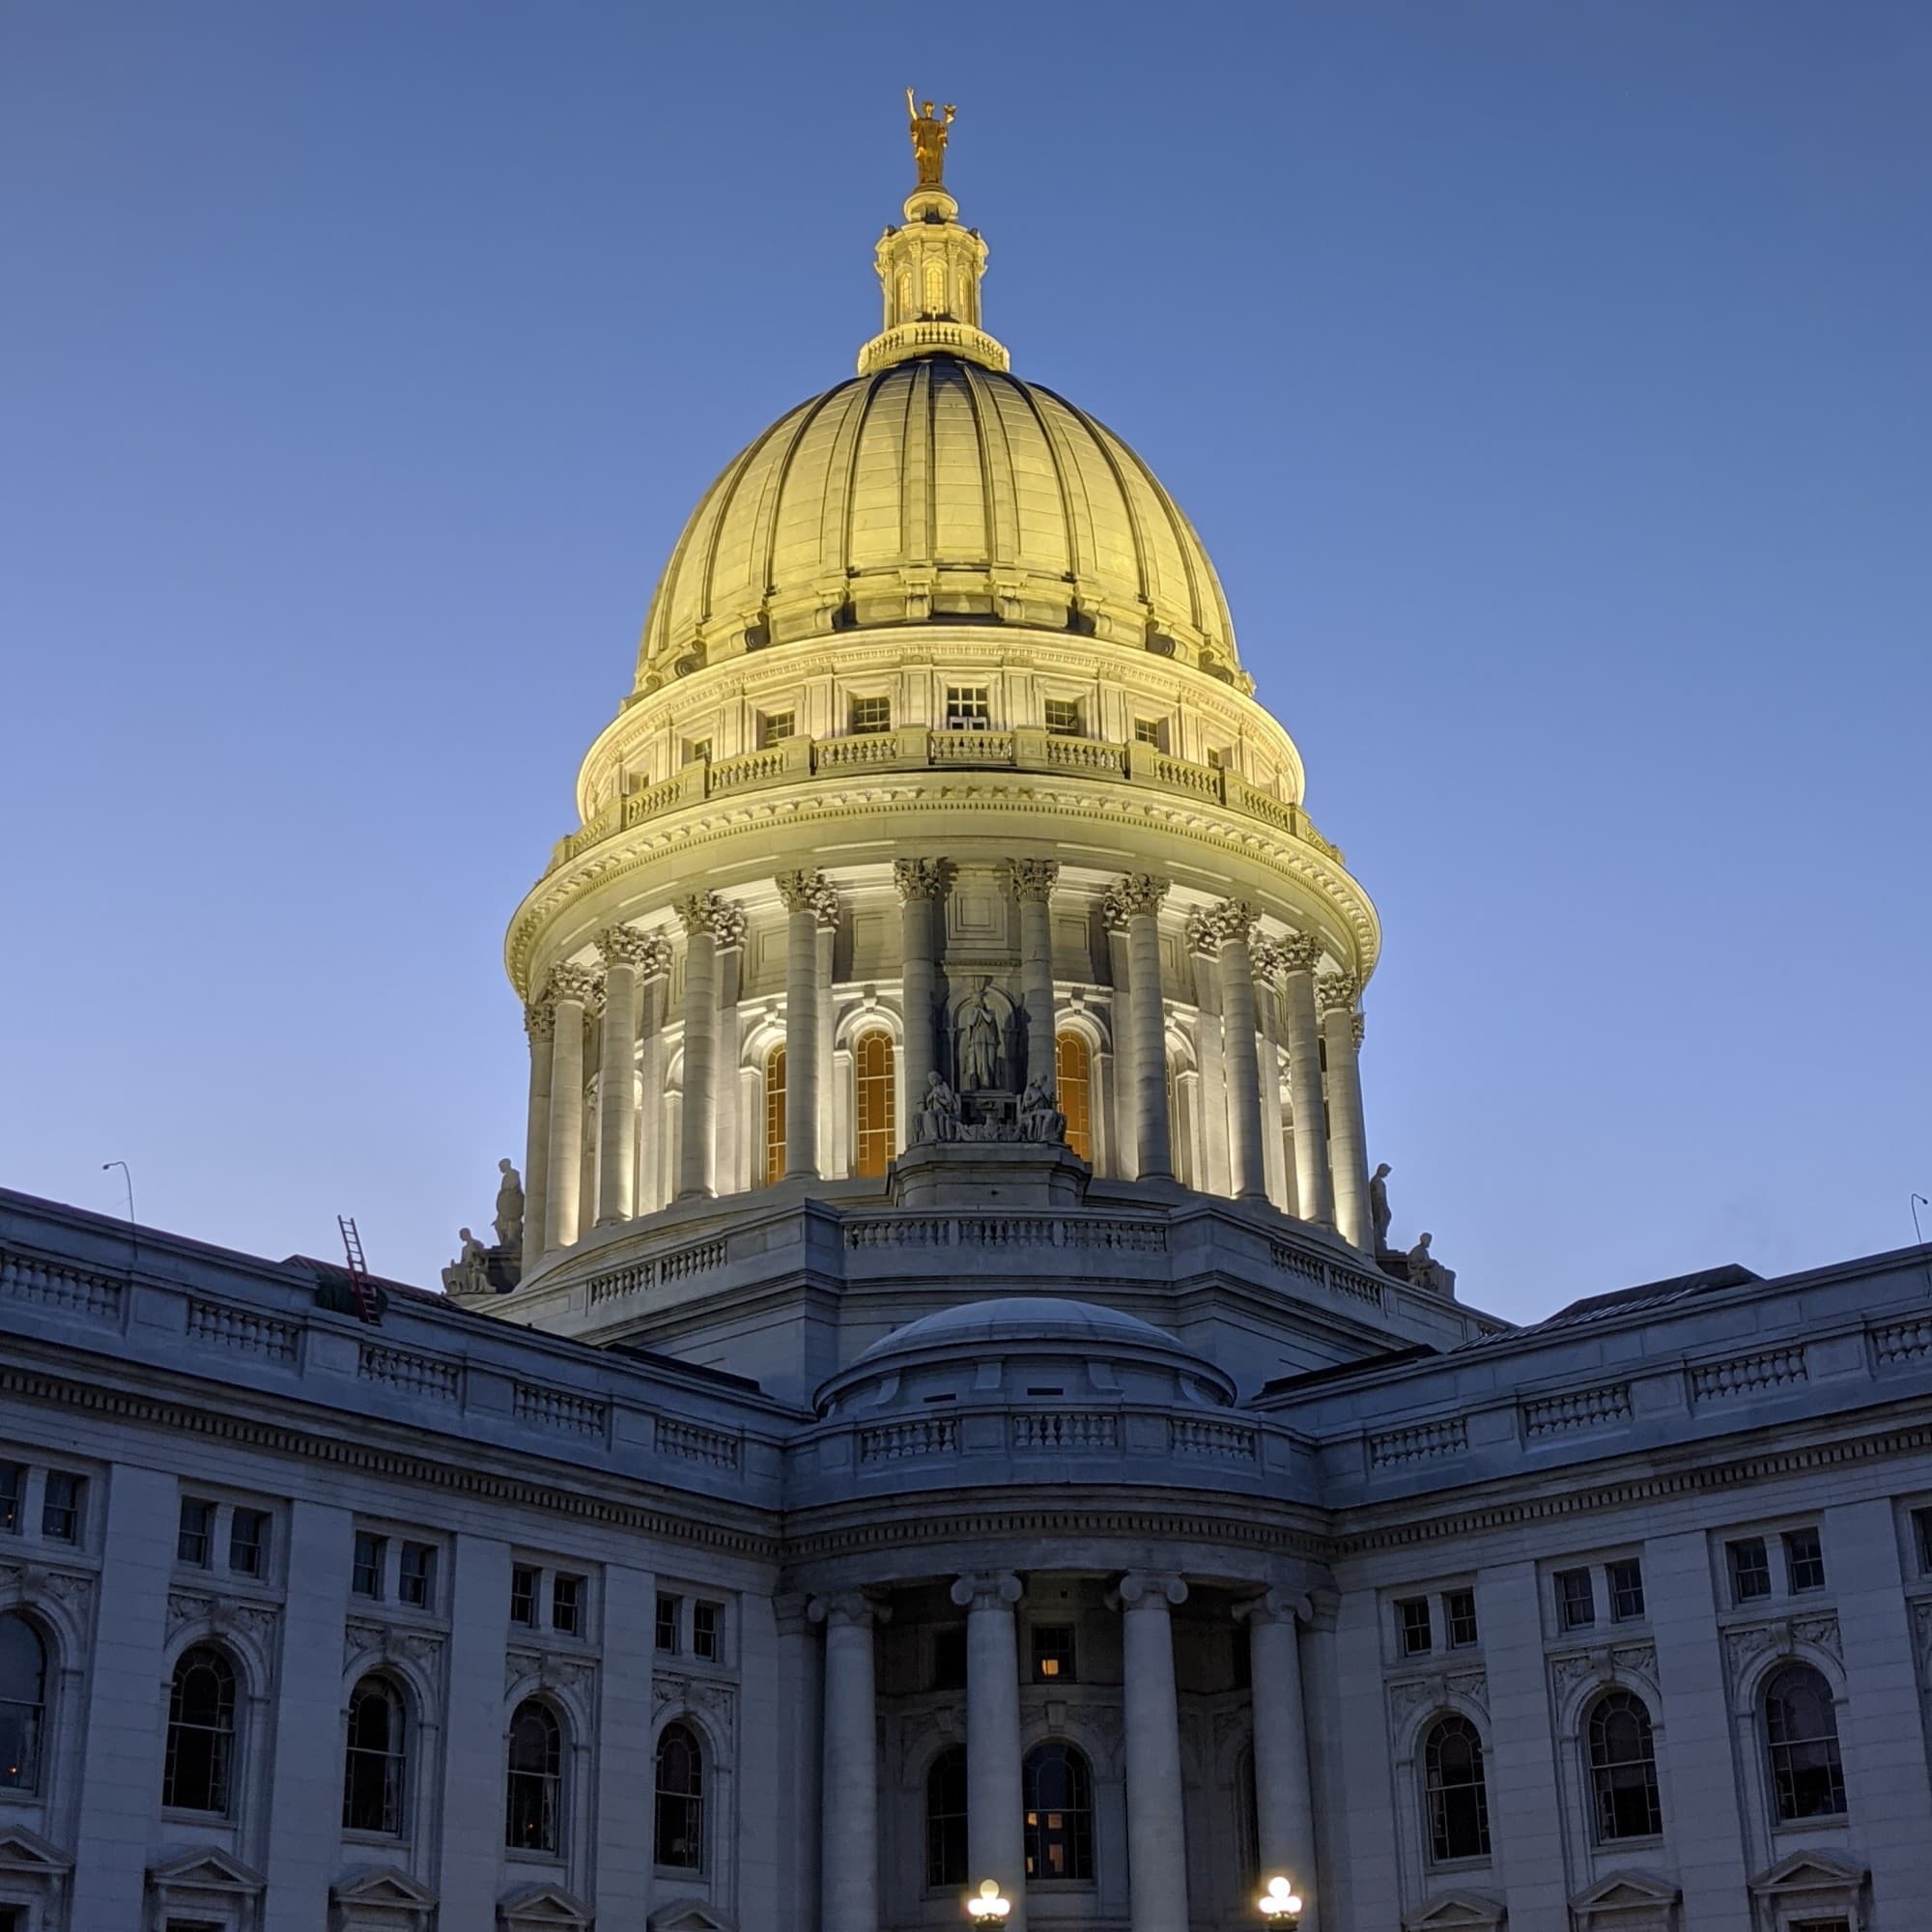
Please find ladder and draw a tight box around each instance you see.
[337,1215,382,1324]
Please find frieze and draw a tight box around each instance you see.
[0,1560,93,1618]
[344,1617,446,1674]
[506,1646,598,1701]
[167,1588,279,1651]
[1723,1613,1841,1694]
[1549,1643,1659,1711]
[1388,1668,1488,1736]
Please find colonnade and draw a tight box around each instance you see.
[810,1575,1321,1932]
[518,862,1376,1265]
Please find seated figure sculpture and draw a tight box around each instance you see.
[1019,1076,1066,1145]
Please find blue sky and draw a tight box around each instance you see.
[2,3,1926,1321]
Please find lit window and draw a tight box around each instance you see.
[656,1593,681,1654]
[177,1499,214,1568]
[1396,1598,1432,1657]
[1424,1715,1491,1861]
[351,1532,385,1600]
[849,696,892,734]
[1042,697,1082,735]
[342,1676,407,1835]
[1133,717,1163,748]
[760,711,795,747]
[1031,1623,1076,1683]
[163,1646,237,1814]
[40,1473,82,1544]
[552,1574,584,1637]
[1555,1568,1595,1632]
[855,1031,896,1179]
[1783,1528,1827,1593]
[0,1465,18,1535]
[1445,1589,1479,1648]
[1608,1559,1645,1622]
[1023,1742,1094,1882]
[1055,1033,1092,1163]
[654,1721,705,1868]
[765,1044,786,1185]
[925,1744,969,1887]
[1764,1664,1847,1821]
[228,1509,269,1577]
[504,1700,562,1852]
[693,1601,722,1662]
[0,1612,47,1793]
[1588,1690,1662,1841]
[510,1565,539,1628]
[399,1543,437,1610]
[944,686,991,731]
[1728,1537,1772,1603]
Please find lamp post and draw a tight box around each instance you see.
[1257,1874,1304,1927]
[965,1878,1012,1926]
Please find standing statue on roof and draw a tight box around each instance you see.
[1369,1162,1393,1250]
[907,90,956,187]
[494,1157,525,1251]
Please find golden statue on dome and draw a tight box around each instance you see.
[906,89,956,187]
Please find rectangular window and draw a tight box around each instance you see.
[509,1564,539,1627]
[1445,1588,1479,1648]
[1915,1507,1932,1577]
[1205,745,1227,770]
[683,737,712,766]
[1727,1536,1772,1602]
[849,696,892,734]
[693,1600,722,1662]
[1555,1568,1596,1632]
[351,1531,385,1600]
[0,1464,20,1534]
[760,710,795,747]
[1031,1623,1077,1683]
[399,1542,437,1609]
[931,1627,967,1690]
[228,1508,269,1578]
[1608,1558,1646,1622]
[656,1592,682,1653]
[41,1471,82,1544]
[552,1573,584,1636]
[1395,1597,1432,1657]
[1133,717,1163,748]
[944,685,991,731]
[1042,697,1082,736]
[177,1498,214,1567]
[1783,1527,1827,1593]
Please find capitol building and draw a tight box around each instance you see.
[6,107,1932,1932]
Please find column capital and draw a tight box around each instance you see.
[808,1589,891,1630]
[595,923,659,970]
[950,1571,1024,1611]
[893,857,948,903]
[1009,858,1060,903]
[524,999,556,1043]
[1352,1010,1366,1048]
[1316,971,1360,1016]
[1187,896,1258,952]
[1118,1571,1188,1609]
[777,867,840,924]
[546,961,598,1007]
[677,892,746,947]
[1276,931,1323,976]
[1236,1586,1315,1627]
[1106,871,1171,921]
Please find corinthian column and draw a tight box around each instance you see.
[1206,899,1267,1201]
[1320,977,1371,1250]
[810,1592,883,1932]
[521,999,554,1268]
[543,963,597,1250]
[675,895,740,1200]
[1278,934,1333,1228]
[1110,874,1173,1181]
[776,870,837,1179]
[1011,860,1060,1093]
[1118,1572,1190,1932]
[951,1572,1027,1930]
[1242,1590,1320,1930]
[593,925,651,1225]
[634,936,672,1212]
[895,859,946,1117]
[1252,942,1293,1213]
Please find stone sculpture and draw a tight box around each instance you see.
[913,1072,961,1145]
[494,1158,525,1250]
[1370,1161,1393,1249]
[906,90,956,187]
[1019,1077,1066,1145]
[441,1227,492,1299]
[1406,1232,1457,1297]
[957,990,1001,1093]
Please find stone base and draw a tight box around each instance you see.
[888,1140,1091,1209]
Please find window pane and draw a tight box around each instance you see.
[1023,1743,1094,1882]
[1555,1569,1595,1631]
[765,1044,786,1185]
[0,1613,46,1792]
[228,1509,268,1577]
[1396,1599,1432,1656]
[510,1565,538,1626]
[1031,1623,1076,1683]
[1728,1537,1771,1602]
[352,1532,384,1599]
[1445,1589,1479,1647]
[1765,1664,1846,1820]
[1425,1716,1491,1861]
[656,1594,681,1653]
[1588,1690,1662,1841]
[693,1602,721,1661]
[41,1473,81,1543]
[0,1465,19,1534]
[1608,1559,1646,1622]
[177,1499,213,1567]
[1055,1033,1092,1163]
[504,1701,561,1852]
[163,1648,236,1813]
[1783,1528,1827,1593]
[926,1745,969,1888]
[855,1032,895,1179]
[654,1722,704,1869]
[553,1575,583,1636]
[342,1678,406,1834]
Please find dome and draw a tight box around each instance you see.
[853,1294,1182,1364]
[635,357,1240,688]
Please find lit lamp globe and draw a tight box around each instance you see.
[1258,1875,1304,1924]
[966,1879,1012,1926]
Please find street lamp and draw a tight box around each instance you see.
[1257,1874,1304,1926]
[965,1878,1012,1926]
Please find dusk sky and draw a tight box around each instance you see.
[3,3,1926,1323]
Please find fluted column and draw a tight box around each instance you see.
[1320,975,1371,1249]
[593,926,650,1225]
[810,1591,883,1932]
[1244,1590,1320,1929]
[1184,914,1232,1195]
[520,999,554,1270]
[1279,934,1334,1228]
[951,1572,1027,1930]
[1102,911,1138,1179]
[1118,1572,1190,1931]
[1110,874,1173,1181]
[777,871,837,1179]
[1253,943,1293,1213]
[676,895,740,1200]
[1011,859,1060,1092]
[815,905,837,1174]
[542,965,596,1250]
[895,859,946,1119]
[634,938,671,1212]
[1216,901,1267,1202]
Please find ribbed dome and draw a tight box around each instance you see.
[635,356,1240,688]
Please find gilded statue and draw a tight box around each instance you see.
[907,90,956,188]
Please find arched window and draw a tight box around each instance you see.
[654,1720,704,1869]
[342,1675,407,1835]
[0,1612,46,1792]
[1587,1690,1662,1841]
[925,1744,968,1889]
[923,259,948,315]
[1055,1033,1092,1162]
[163,1645,237,1814]
[855,1031,895,1179]
[1423,1714,1491,1862]
[504,1699,562,1852]
[765,1043,786,1184]
[1764,1663,1846,1821]
[1023,1741,1094,1882]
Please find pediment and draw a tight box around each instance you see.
[498,1881,593,1928]
[1748,1849,1868,1895]
[0,1824,72,1873]
[650,1902,737,1932]
[148,1845,269,1893]
[334,1862,439,1905]
[1405,1891,1506,1931]
[1574,1870,1681,1907]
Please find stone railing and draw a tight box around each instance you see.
[187,1296,298,1363]
[514,1380,609,1436]
[548,730,1343,874]
[655,1415,741,1469]
[359,1343,462,1403]
[843,1213,1167,1254]
[1369,1416,1467,1471]
[1,1247,125,1323]
[1521,1381,1633,1439]
[1013,1410,1121,1452]
[860,1416,960,1463]
[1689,1346,1807,1406]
